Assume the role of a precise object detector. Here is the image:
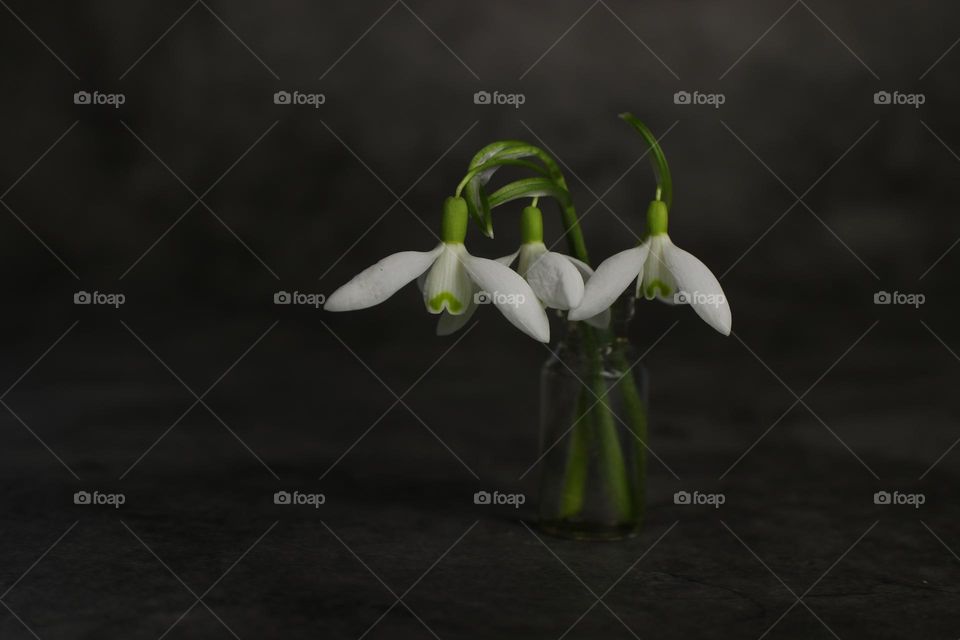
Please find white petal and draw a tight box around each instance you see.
[437,296,478,336]
[496,250,520,267]
[582,309,612,330]
[325,245,443,311]
[433,251,516,336]
[564,256,611,329]
[525,251,585,310]
[567,244,647,321]
[422,244,474,315]
[662,242,732,335]
[464,254,550,342]
[563,255,592,276]
[517,242,547,277]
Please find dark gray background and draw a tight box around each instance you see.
[0,1,958,638]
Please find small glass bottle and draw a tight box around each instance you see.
[537,295,648,540]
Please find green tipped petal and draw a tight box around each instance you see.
[422,244,473,315]
[428,292,464,313]
[639,235,678,303]
[643,279,672,299]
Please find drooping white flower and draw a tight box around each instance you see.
[324,198,551,342]
[437,205,609,335]
[512,241,584,310]
[568,200,731,335]
[508,242,610,329]
[422,250,518,337]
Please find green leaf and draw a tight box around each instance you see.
[467,140,537,170]
[487,177,569,209]
[464,178,493,237]
[464,145,551,237]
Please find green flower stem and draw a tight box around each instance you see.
[559,389,590,519]
[619,112,673,212]
[459,140,588,257]
[582,326,633,522]
[454,158,550,198]
[533,167,636,522]
[613,352,647,519]
[484,176,588,263]
[552,189,589,265]
[465,140,568,193]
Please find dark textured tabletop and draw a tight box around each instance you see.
[3,303,958,639]
[1,1,959,638]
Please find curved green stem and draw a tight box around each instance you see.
[487,145,589,263]
[460,141,589,262]
[619,113,673,211]
[454,158,549,198]
[554,189,589,264]
[484,179,588,264]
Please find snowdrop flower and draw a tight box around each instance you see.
[568,200,731,335]
[324,197,550,342]
[506,206,609,328]
[506,206,585,310]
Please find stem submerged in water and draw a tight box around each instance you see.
[550,326,644,527]
[559,389,590,519]
[613,354,648,520]
[582,328,633,521]
[530,161,642,527]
